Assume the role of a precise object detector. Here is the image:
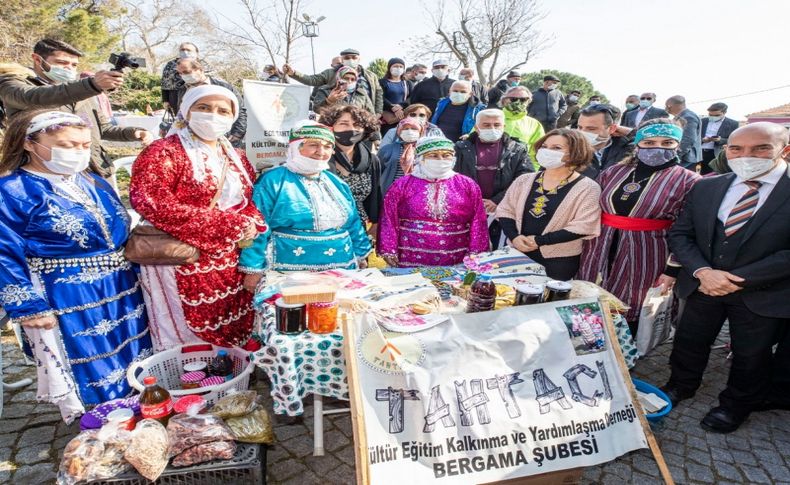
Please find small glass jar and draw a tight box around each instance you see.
[307,301,339,334]
[275,298,306,334]
[183,361,208,374]
[180,371,206,390]
[515,284,544,306]
[544,280,573,302]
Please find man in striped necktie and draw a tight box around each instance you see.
[663,122,790,433]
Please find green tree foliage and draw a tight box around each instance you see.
[0,1,120,67]
[109,69,163,112]
[367,58,389,79]
[520,69,608,103]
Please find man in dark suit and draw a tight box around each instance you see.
[665,95,701,169]
[576,104,634,175]
[621,92,668,128]
[663,122,790,433]
[700,102,740,174]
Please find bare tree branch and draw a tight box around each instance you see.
[410,0,548,86]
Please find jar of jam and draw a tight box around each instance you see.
[515,284,544,306]
[105,408,136,431]
[275,298,306,334]
[307,301,339,334]
[183,361,208,375]
[544,280,573,302]
[180,371,206,390]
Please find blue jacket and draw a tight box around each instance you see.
[431,98,484,139]
[379,141,408,196]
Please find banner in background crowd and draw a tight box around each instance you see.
[243,80,311,171]
[349,299,648,484]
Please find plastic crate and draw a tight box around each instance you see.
[88,443,266,485]
[126,343,254,407]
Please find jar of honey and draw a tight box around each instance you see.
[307,301,339,334]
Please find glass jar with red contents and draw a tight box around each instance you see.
[307,301,338,334]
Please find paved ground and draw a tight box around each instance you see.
[2,323,789,484]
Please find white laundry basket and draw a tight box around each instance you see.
[126,343,253,406]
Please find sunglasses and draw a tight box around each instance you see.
[507,98,530,102]
[408,113,428,118]
[640,97,653,101]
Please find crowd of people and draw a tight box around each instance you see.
[0,38,787,436]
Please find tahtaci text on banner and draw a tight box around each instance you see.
[350,299,649,484]
[243,80,311,171]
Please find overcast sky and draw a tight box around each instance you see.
[220,0,789,120]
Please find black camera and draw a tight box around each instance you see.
[108,52,146,72]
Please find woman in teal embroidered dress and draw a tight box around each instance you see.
[239,121,372,290]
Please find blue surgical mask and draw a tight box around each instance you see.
[639,99,653,109]
[708,115,723,122]
[346,82,357,93]
[40,57,76,84]
[626,102,637,110]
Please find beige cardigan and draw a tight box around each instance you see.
[495,173,602,258]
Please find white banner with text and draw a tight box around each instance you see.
[350,299,648,484]
[243,80,311,171]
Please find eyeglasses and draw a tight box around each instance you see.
[408,113,428,118]
[507,98,529,102]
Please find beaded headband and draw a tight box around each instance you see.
[289,124,335,145]
[635,123,683,143]
[415,136,455,156]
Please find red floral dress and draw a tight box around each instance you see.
[130,135,265,347]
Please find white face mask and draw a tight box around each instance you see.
[449,92,470,104]
[577,129,602,146]
[420,158,455,179]
[289,152,330,175]
[536,148,566,169]
[390,67,404,77]
[414,73,426,82]
[343,59,359,68]
[181,72,203,85]
[188,111,235,140]
[568,95,579,103]
[33,142,91,175]
[400,129,420,143]
[179,50,196,59]
[478,128,504,143]
[432,68,448,80]
[728,157,777,180]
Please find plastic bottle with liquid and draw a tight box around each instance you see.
[466,274,496,313]
[209,350,234,381]
[139,376,173,425]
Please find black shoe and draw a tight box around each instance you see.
[659,384,695,407]
[700,406,748,434]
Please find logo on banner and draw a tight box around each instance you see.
[271,91,302,123]
[358,328,425,374]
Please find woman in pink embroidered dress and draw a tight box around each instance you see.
[378,136,489,267]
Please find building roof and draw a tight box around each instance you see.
[747,102,790,118]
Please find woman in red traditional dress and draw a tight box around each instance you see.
[130,85,265,350]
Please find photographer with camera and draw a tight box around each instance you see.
[0,39,153,177]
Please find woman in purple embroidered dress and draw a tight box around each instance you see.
[378,136,489,267]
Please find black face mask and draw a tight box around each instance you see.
[334,130,364,146]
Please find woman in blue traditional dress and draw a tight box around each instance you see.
[239,121,372,290]
[0,111,153,422]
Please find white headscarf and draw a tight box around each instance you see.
[167,85,251,210]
